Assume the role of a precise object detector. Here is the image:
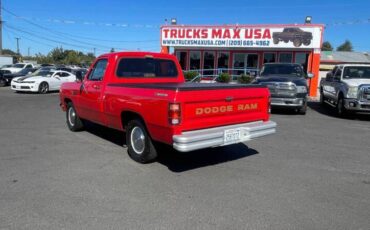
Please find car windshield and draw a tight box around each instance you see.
[13,64,26,68]
[343,66,370,79]
[32,70,54,77]
[260,64,303,77]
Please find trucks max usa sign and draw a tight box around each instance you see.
[161,26,323,49]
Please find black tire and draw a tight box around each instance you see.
[283,39,289,43]
[38,82,49,94]
[293,38,302,47]
[303,40,311,46]
[66,102,84,131]
[273,37,279,44]
[320,88,326,105]
[126,119,157,163]
[336,96,348,117]
[298,101,307,115]
[0,79,6,87]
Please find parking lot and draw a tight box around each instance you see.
[0,87,369,229]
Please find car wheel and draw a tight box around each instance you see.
[38,82,49,94]
[126,119,157,163]
[0,79,6,87]
[273,38,279,44]
[303,40,311,46]
[293,38,302,47]
[66,102,84,131]
[283,39,289,43]
[336,96,348,117]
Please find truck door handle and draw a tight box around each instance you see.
[92,85,100,90]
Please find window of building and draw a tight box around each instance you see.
[189,51,201,70]
[203,51,215,76]
[217,52,229,69]
[295,53,309,72]
[279,53,293,63]
[176,51,187,70]
[263,53,276,63]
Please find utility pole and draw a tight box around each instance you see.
[0,0,3,55]
[28,47,30,56]
[15,37,20,55]
[93,47,96,57]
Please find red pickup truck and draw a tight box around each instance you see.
[59,52,276,163]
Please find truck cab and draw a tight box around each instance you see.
[320,64,370,116]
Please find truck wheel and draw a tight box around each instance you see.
[298,101,307,115]
[303,40,311,46]
[0,79,6,87]
[283,39,289,43]
[38,82,49,94]
[293,39,302,47]
[336,96,348,117]
[273,38,279,44]
[126,119,157,163]
[66,102,84,131]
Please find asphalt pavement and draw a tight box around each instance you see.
[0,87,369,230]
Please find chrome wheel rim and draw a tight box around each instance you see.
[40,83,48,93]
[130,126,145,154]
[68,107,76,126]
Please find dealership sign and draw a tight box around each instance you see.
[161,26,323,49]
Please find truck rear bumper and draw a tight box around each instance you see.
[173,121,277,152]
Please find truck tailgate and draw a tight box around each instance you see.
[175,83,270,132]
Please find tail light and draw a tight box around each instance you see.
[169,103,181,125]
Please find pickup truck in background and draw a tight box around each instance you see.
[59,52,276,163]
[320,64,370,116]
[1,63,35,74]
[253,63,313,115]
[272,28,313,47]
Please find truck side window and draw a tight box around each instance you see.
[334,68,342,80]
[116,58,178,78]
[88,59,108,81]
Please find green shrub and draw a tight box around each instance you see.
[238,74,252,84]
[218,72,231,83]
[184,71,199,81]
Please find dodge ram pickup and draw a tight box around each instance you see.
[59,52,276,163]
[320,64,370,116]
[253,63,313,115]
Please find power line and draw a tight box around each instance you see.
[2,7,159,44]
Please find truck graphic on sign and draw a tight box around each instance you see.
[272,28,313,47]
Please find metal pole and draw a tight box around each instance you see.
[0,0,3,55]
[15,37,20,55]
[93,47,96,56]
[28,47,30,56]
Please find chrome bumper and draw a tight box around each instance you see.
[344,99,370,111]
[271,97,304,107]
[173,121,277,152]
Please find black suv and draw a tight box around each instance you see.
[253,63,313,114]
[272,28,313,47]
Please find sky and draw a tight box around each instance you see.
[2,0,370,56]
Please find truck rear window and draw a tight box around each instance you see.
[116,58,178,78]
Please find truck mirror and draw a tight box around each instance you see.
[307,73,314,78]
[75,71,83,82]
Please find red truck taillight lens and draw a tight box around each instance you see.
[169,103,181,125]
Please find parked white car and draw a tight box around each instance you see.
[11,69,76,93]
[2,63,35,74]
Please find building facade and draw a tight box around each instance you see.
[160,24,325,97]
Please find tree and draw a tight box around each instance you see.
[322,41,333,51]
[336,40,353,52]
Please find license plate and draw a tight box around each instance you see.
[224,128,241,145]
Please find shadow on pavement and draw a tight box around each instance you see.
[157,144,258,173]
[308,101,370,121]
[83,121,259,172]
